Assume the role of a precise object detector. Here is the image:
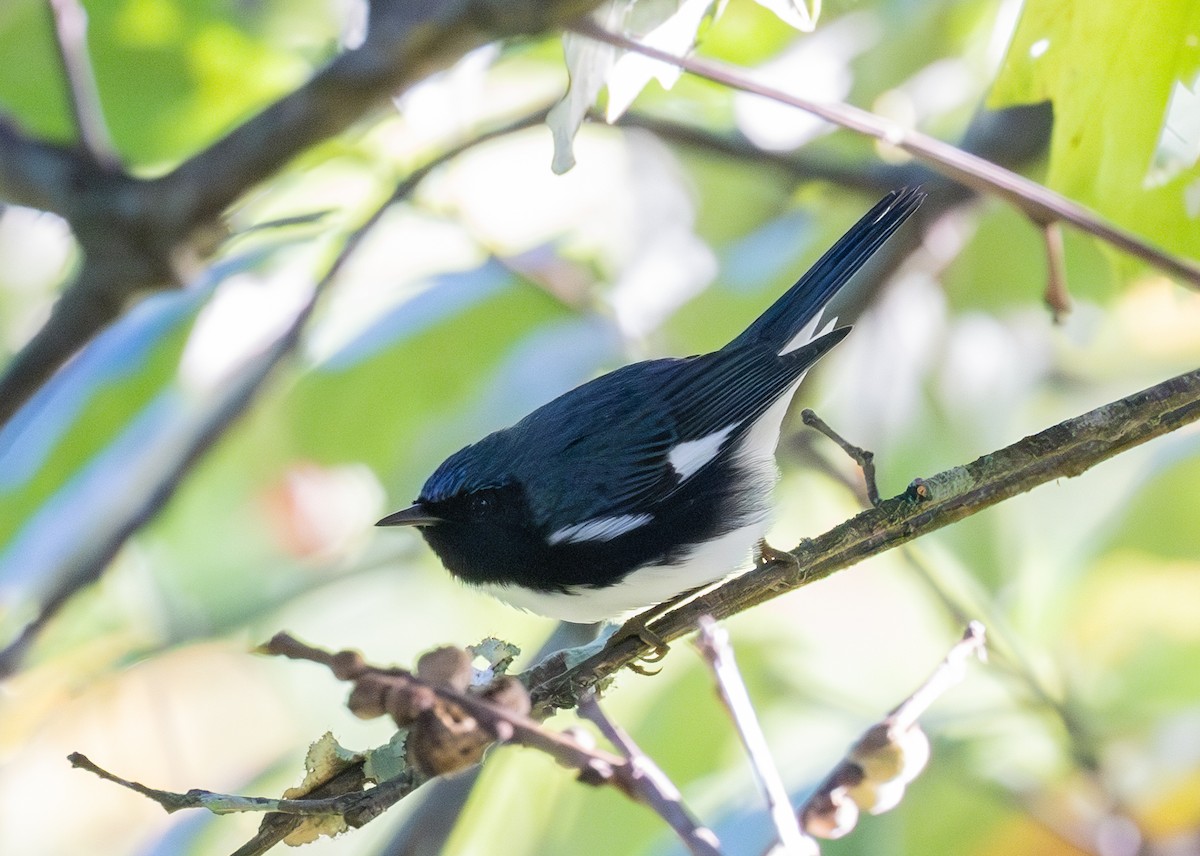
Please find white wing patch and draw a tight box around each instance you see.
[779,309,839,356]
[548,513,654,546]
[667,424,737,480]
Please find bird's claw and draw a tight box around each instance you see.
[607,612,671,673]
[756,538,799,570]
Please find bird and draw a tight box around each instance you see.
[378,188,922,626]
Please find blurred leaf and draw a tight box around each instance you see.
[0,294,203,639]
[0,249,286,646]
[1067,552,1200,725]
[989,0,1200,261]
[0,290,200,547]
[752,0,818,32]
[286,260,589,473]
[551,0,723,174]
[443,744,572,856]
[697,0,805,66]
[605,0,722,120]
[0,0,72,142]
[0,0,331,166]
[943,202,1116,310]
[1100,448,1200,560]
[1138,765,1200,838]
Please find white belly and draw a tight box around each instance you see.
[474,518,770,623]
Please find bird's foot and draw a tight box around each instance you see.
[756,538,799,571]
[605,584,708,674]
[607,612,671,675]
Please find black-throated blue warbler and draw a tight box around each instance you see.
[379,189,922,624]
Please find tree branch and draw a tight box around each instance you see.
[46,0,119,168]
[0,106,555,677]
[694,617,811,855]
[571,20,1200,289]
[613,101,1053,203]
[0,0,606,428]
[526,365,1200,712]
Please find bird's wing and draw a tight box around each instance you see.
[660,329,847,445]
[518,329,845,525]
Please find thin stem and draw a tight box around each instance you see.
[695,618,812,856]
[1043,221,1071,323]
[46,0,119,168]
[801,408,880,505]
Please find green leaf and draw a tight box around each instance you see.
[1100,449,1200,561]
[0,0,327,166]
[989,1,1200,262]
[943,201,1116,310]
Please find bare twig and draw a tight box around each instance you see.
[569,20,1200,289]
[74,633,727,855]
[1043,221,1071,323]
[799,623,986,838]
[267,635,724,854]
[801,409,880,505]
[68,752,393,818]
[694,618,813,856]
[888,622,986,728]
[526,365,1200,712]
[577,693,723,856]
[46,0,119,168]
[262,633,628,781]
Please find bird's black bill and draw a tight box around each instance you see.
[376,505,442,527]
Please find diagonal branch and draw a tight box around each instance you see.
[0,0,606,428]
[571,19,1200,290]
[526,365,1200,712]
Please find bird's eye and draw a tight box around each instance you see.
[468,493,492,516]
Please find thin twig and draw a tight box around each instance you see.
[46,0,119,168]
[263,633,629,777]
[694,618,813,856]
[797,623,986,838]
[569,19,1200,290]
[888,622,986,729]
[577,693,724,856]
[801,409,880,505]
[526,364,1200,712]
[1042,221,1071,323]
[68,752,391,818]
[265,636,722,854]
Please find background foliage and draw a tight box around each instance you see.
[1,0,1199,854]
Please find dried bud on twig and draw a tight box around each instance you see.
[416,647,474,692]
[800,622,986,839]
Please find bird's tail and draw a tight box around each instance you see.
[724,187,924,353]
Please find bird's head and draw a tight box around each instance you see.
[375,438,543,585]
